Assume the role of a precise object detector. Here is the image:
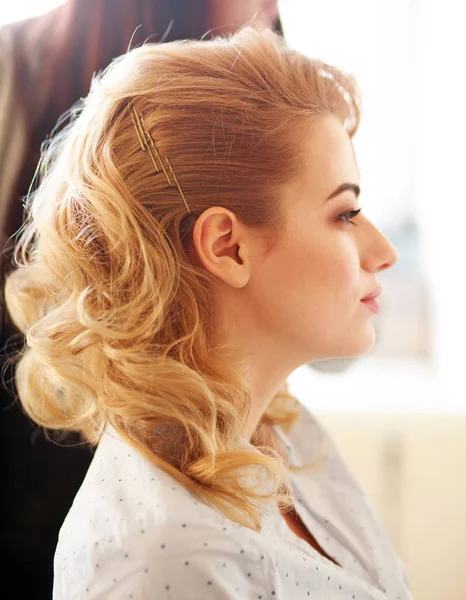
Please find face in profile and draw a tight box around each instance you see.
[209,0,280,33]
[240,115,398,366]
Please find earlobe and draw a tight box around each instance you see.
[192,207,250,288]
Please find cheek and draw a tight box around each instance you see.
[288,234,360,306]
[254,235,360,326]
[248,229,373,360]
[316,246,360,300]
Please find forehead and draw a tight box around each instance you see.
[294,115,360,199]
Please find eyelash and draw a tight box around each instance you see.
[337,208,362,225]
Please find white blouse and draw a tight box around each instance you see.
[53,405,413,600]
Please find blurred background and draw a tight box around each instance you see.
[281,2,466,600]
[1,1,465,599]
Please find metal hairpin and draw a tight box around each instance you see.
[129,104,191,214]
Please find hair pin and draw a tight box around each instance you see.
[129,104,191,214]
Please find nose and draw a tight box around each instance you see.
[360,218,398,273]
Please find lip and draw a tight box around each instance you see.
[361,287,382,314]
[361,287,382,302]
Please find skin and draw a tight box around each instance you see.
[209,0,280,33]
[192,115,398,440]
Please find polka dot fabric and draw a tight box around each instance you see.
[53,406,413,599]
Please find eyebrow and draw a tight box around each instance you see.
[325,183,361,202]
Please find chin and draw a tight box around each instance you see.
[350,326,376,357]
[296,323,376,364]
[329,325,376,360]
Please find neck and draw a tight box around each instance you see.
[240,351,295,441]
[214,288,301,441]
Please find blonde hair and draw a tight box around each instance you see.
[5,27,360,530]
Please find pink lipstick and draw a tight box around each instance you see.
[361,287,382,314]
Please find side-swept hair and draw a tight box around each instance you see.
[5,27,359,530]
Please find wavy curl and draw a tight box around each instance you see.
[4,27,360,530]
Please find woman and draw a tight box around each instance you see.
[5,27,410,599]
[0,3,281,596]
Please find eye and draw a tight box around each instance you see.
[336,208,362,225]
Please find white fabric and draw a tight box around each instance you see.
[53,405,412,599]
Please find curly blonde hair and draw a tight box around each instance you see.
[4,27,360,531]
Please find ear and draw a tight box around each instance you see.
[192,207,251,288]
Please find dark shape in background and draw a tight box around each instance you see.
[0,1,283,598]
